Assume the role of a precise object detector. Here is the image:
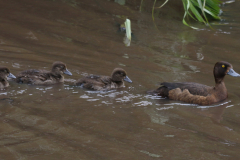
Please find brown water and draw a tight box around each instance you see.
[1,0,240,159]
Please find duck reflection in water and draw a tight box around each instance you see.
[0,66,16,89]
[15,61,72,85]
[154,61,240,105]
[75,68,132,91]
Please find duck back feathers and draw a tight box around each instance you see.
[15,61,72,85]
[157,82,212,97]
[76,75,113,90]
[75,68,132,91]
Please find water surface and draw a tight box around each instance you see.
[0,0,240,159]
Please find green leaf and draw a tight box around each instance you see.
[151,0,221,29]
[124,19,131,41]
[181,0,221,29]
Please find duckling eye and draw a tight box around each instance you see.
[222,65,225,68]
[4,70,7,73]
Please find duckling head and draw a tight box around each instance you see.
[51,61,72,76]
[111,68,132,83]
[0,66,16,80]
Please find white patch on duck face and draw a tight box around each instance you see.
[225,66,231,74]
[57,67,62,71]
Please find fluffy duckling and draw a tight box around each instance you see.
[0,66,16,89]
[75,68,132,90]
[154,61,240,105]
[15,61,72,85]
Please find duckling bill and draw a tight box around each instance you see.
[15,61,72,85]
[75,68,132,90]
[154,61,240,105]
[0,66,16,89]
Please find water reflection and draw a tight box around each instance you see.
[78,89,164,108]
[114,0,126,5]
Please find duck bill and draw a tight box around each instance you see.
[124,76,132,83]
[227,68,240,77]
[64,69,72,76]
[8,73,16,79]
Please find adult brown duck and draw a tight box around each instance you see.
[75,68,132,91]
[0,66,16,89]
[154,61,240,105]
[15,61,72,85]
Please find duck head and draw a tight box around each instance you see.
[0,66,16,80]
[111,68,132,83]
[51,61,72,76]
[214,61,240,83]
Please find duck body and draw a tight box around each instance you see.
[15,61,72,85]
[157,82,212,97]
[75,75,123,90]
[154,61,239,105]
[75,68,132,91]
[0,66,16,89]
[15,69,64,85]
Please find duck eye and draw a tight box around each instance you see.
[222,65,225,68]
[4,70,7,73]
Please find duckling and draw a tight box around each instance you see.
[15,61,72,85]
[154,61,240,105]
[75,68,132,90]
[0,66,16,89]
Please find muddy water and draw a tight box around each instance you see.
[0,0,240,159]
